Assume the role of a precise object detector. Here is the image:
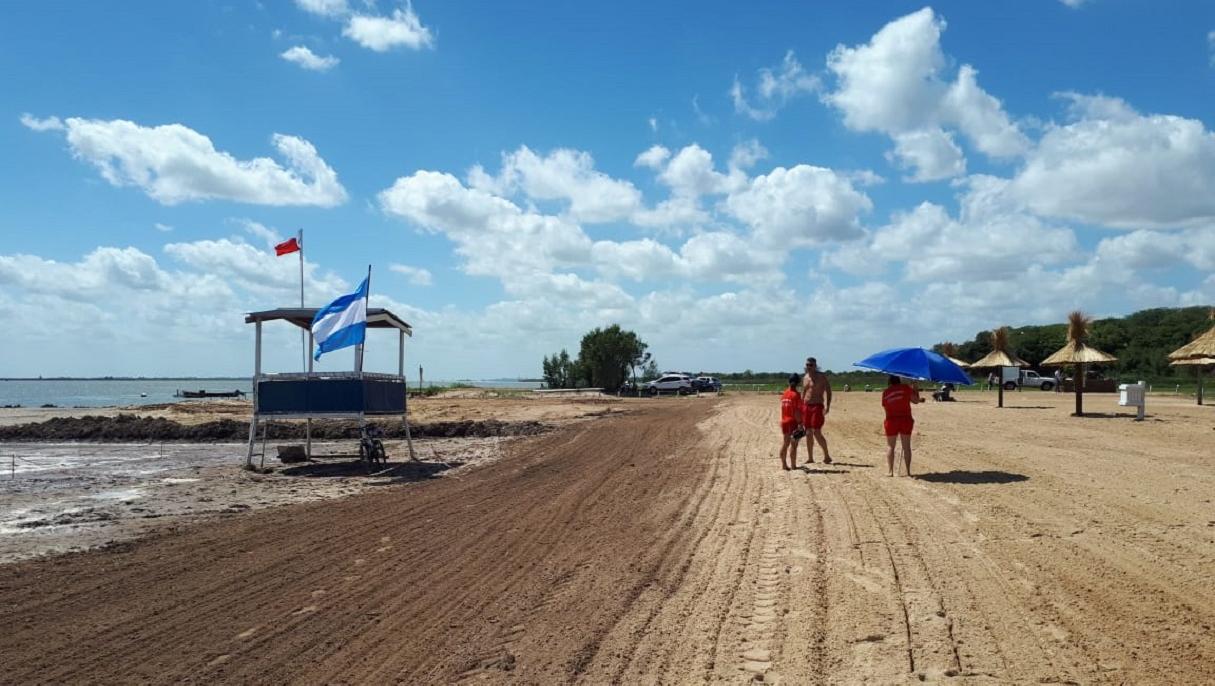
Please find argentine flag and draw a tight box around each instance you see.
[311,277,368,361]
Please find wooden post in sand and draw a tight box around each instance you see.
[245,320,262,469]
[1073,363,1085,417]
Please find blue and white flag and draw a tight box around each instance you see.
[311,277,368,361]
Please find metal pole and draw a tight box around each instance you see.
[356,264,371,377]
[299,229,306,371]
[401,330,415,461]
[246,320,262,468]
[307,329,313,460]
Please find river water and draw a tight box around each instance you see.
[0,379,542,407]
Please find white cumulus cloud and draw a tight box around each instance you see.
[19,114,64,132]
[280,45,340,71]
[1095,227,1215,272]
[1010,94,1215,228]
[725,165,871,247]
[659,144,744,198]
[823,7,1029,181]
[826,175,1077,282]
[295,0,349,17]
[729,139,769,170]
[468,146,642,223]
[732,50,820,122]
[390,263,434,286]
[164,237,347,297]
[378,170,592,281]
[343,5,434,52]
[634,144,671,170]
[32,117,347,207]
[888,129,965,181]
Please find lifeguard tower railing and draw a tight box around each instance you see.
[244,308,415,467]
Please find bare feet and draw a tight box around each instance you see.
[887,471,894,477]
[823,455,833,465]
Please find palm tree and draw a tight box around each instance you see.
[1041,311,1117,417]
[970,327,1029,408]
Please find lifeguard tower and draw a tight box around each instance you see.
[243,307,415,469]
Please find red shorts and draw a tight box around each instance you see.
[780,419,799,436]
[884,417,914,436]
[803,403,825,430]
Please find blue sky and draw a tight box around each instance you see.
[2,1,1213,379]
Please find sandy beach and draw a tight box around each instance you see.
[0,390,1212,683]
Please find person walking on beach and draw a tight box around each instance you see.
[801,357,833,464]
[1054,368,1063,393]
[778,374,803,470]
[882,375,922,477]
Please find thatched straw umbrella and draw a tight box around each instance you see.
[970,327,1029,408]
[1168,310,1215,405]
[939,342,971,369]
[1170,357,1214,405]
[1041,311,1117,417]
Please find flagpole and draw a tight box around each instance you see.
[356,264,371,376]
[298,229,306,371]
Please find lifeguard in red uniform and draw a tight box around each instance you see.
[881,375,922,477]
[778,374,803,470]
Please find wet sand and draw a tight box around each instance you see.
[0,392,626,563]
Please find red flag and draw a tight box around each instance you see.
[274,237,300,256]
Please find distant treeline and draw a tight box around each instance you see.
[711,306,1211,386]
[715,370,889,387]
[945,306,1212,379]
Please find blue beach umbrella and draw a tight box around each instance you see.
[854,347,974,385]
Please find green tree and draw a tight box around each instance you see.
[641,359,660,381]
[578,324,648,390]
[541,349,579,389]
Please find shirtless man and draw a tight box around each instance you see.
[801,357,833,464]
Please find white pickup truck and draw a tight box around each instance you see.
[999,368,1056,391]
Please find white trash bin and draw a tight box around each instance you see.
[1118,381,1146,421]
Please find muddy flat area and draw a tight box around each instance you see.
[0,393,623,563]
[0,392,622,428]
[1,391,1213,684]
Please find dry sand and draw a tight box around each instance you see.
[0,390,1212,683]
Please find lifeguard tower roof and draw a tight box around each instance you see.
[245,307,411,335]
